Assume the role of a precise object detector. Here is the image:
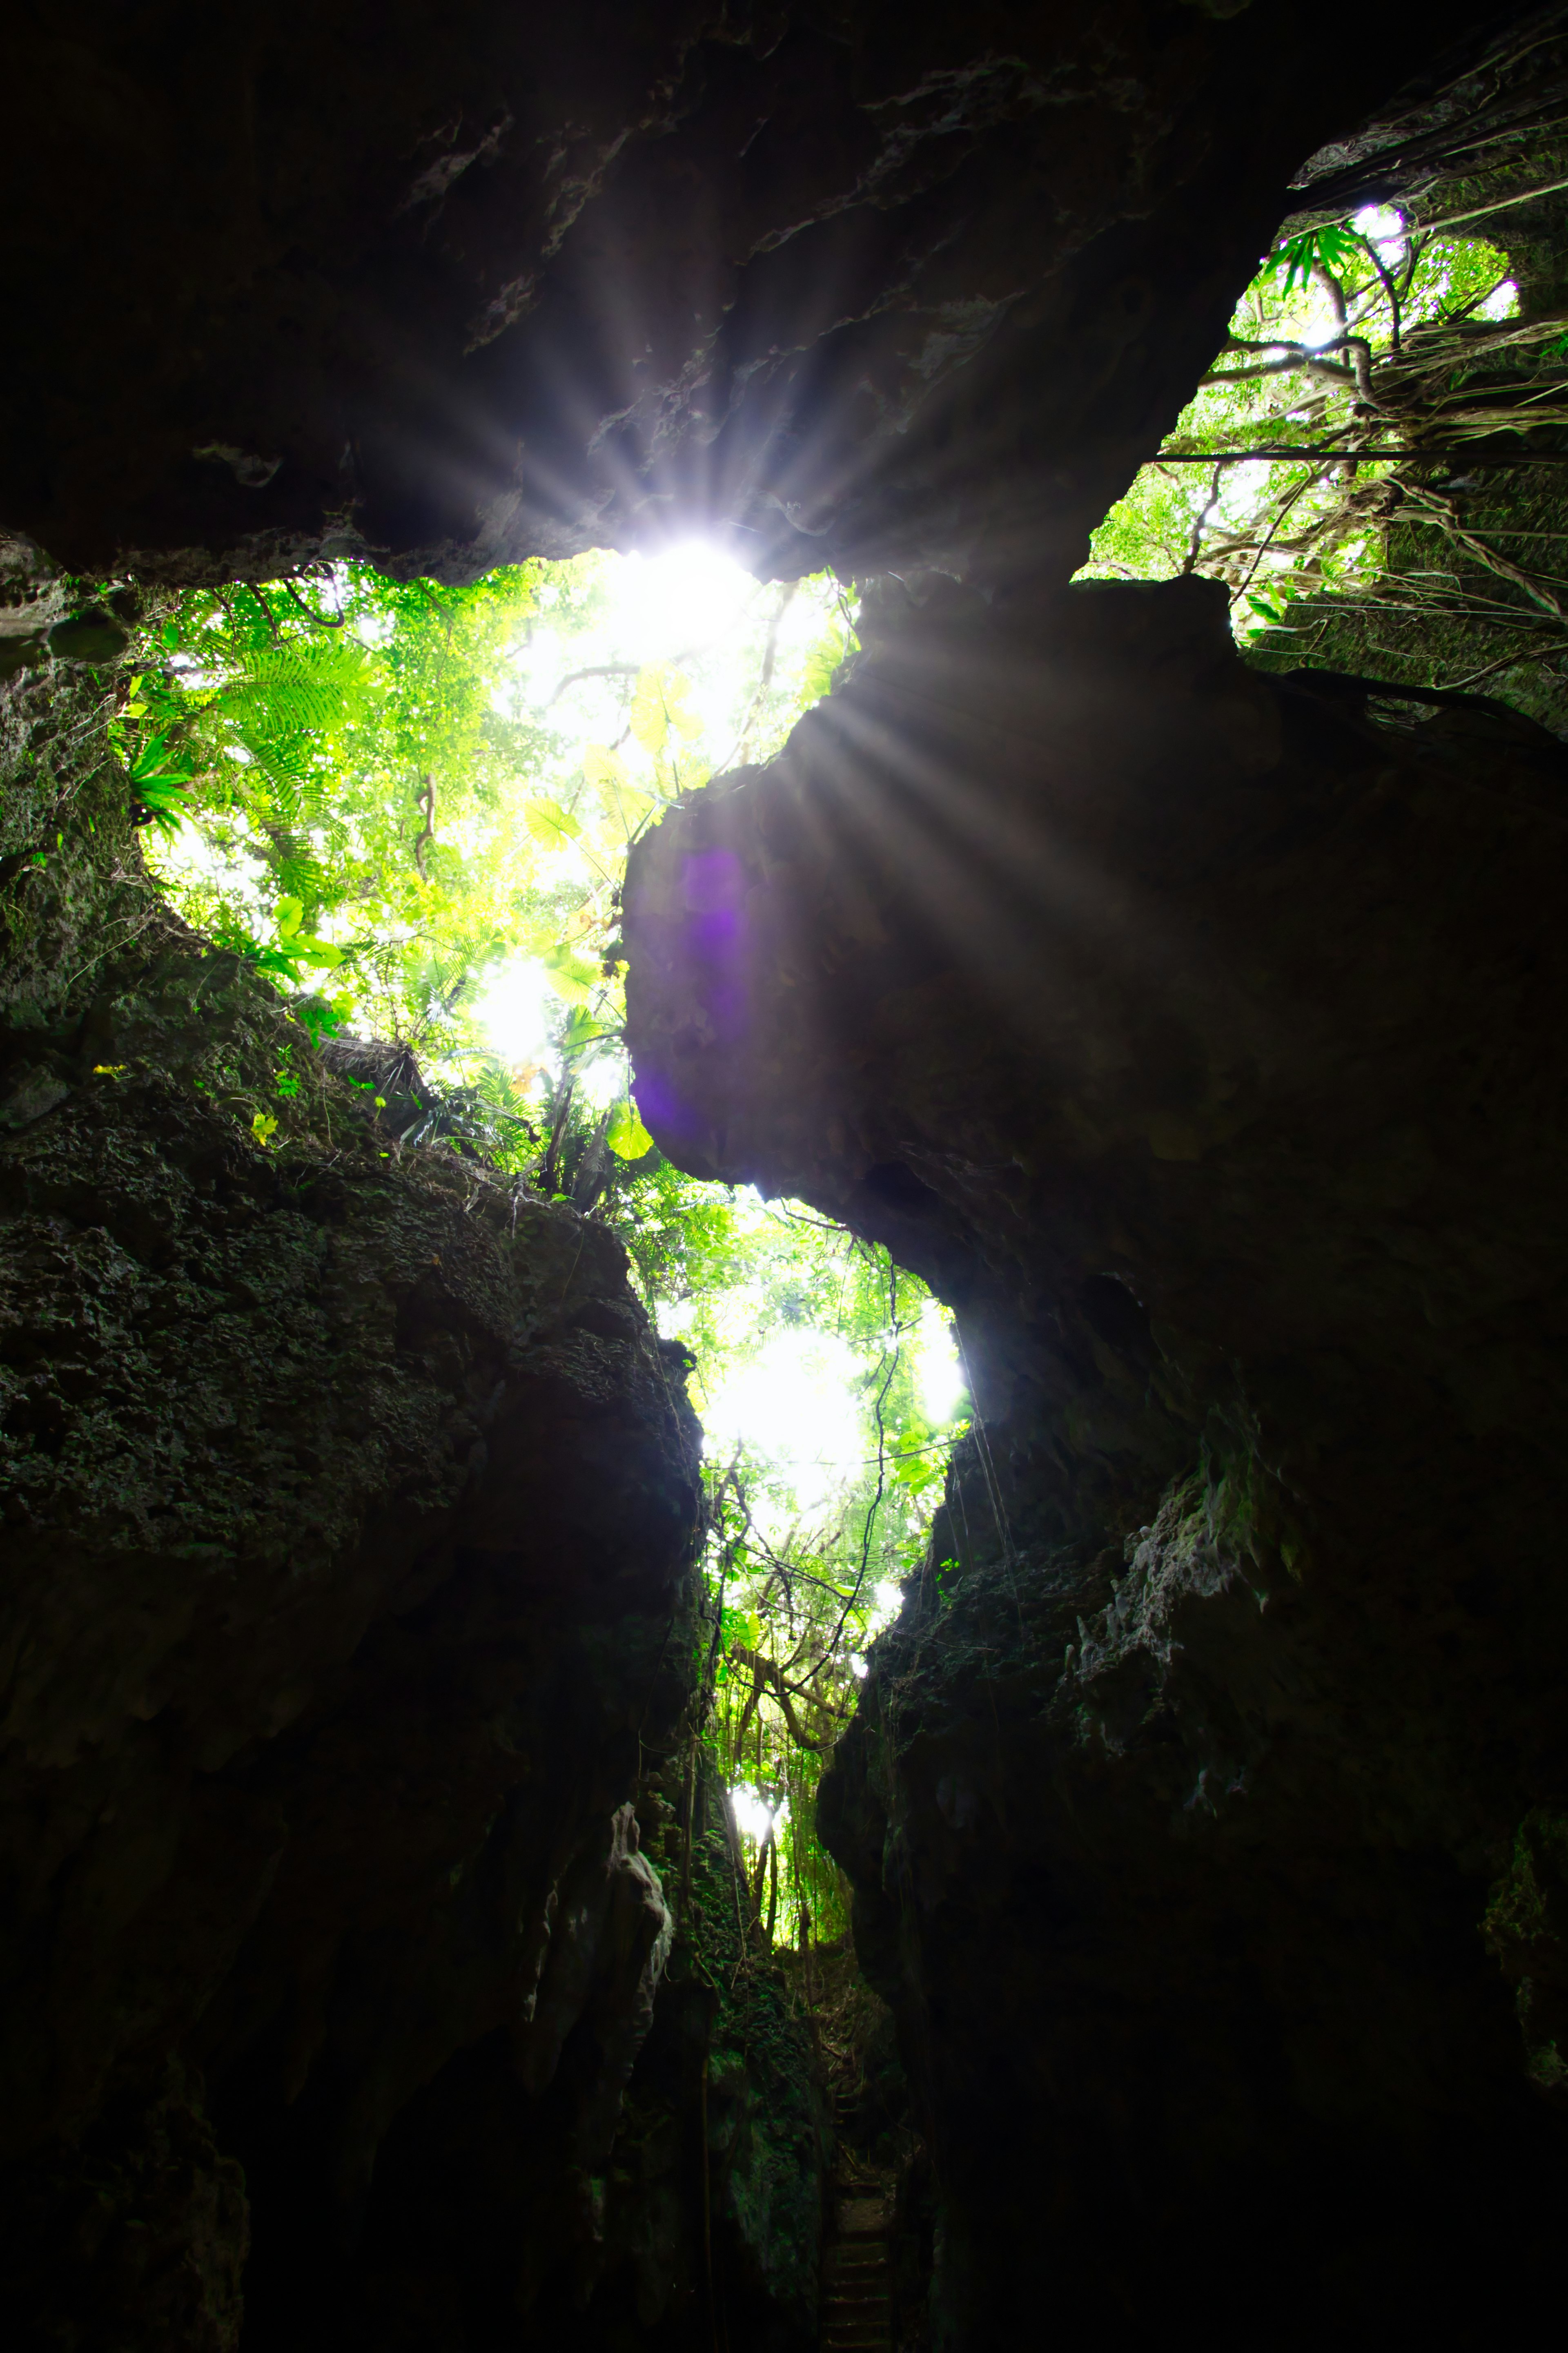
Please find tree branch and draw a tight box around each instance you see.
[1182,460,1227,575]
[281,580,347,629]
[412,774,435,880]
[544,662,639,709]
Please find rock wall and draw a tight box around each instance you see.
[2,2,1488,587]
[624,573,1568,2336]
[0,660,818,2349]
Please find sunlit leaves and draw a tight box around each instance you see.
[629,663,702,753]
[1078,217,1519,629]
[606,1095,654,1159]
[560,1004,613,1054]
[216,639,373,738]
[521,796,581,847]
[1270,222,1365,297]
[797,614,854,707]
[538,940,599,1002]
[582,738,657,839]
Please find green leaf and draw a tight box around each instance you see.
[133,776,192,812]
[1266,222,1366,302]
[522,797,581,846]
[539,941,599,1003]
[629,668,670,754]
[561,1005,612,1055]
[1318,225,1364,274]
[127,733,194,789]
[582,743,626,789]
[606,1096,654,1160]
[275,895,304,938]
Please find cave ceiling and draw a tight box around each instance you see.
[3,0,1499,588]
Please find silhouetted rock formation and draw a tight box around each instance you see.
[4,2,1480,587]
[0,665,823,2349]
[626,571,1568,2338]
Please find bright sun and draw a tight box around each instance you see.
[476,540,774,1076]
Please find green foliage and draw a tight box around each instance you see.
[118,546,952,1955]
[1270,223,1364,297]
[1078,208,1535,645]
[606,1095,654,1160]
[675,1220,967,1947]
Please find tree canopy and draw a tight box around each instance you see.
[1075,206,1568,687]
[107,542,951,1948]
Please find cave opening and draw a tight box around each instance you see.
[6,6,1568,2350]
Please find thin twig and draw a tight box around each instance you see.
[714,582,798,776]
[1447,636,1568,691]
[543,662,643,709]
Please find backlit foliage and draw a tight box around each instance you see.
[113,550,953,1946]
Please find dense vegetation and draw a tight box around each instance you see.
[1078,203,1568,723]
[103,546,952,1947]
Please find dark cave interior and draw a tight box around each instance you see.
[4,6,1568,2349]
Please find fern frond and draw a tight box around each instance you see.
[216,641,372,738]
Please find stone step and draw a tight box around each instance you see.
[822,2175,894,2353]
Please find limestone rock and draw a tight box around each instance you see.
[626,571,1568,2336]
[2,3,1482,585]
[0,667,715,2345]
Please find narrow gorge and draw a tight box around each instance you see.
[4,5,1567,2348]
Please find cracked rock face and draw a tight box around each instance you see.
[3,2,1480,584]
[0,669,716,2347]
[625,572,1568,2336]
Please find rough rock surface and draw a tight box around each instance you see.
[0,662,813,2347]
[339,1769,825,2352]
[3,2,1485,587]
[625,573,1568,2335]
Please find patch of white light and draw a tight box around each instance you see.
[1478,279,1520,320]
[1218,459,1275,518]
[731,1784,788,1842]
[914,1298,967,1422]
[502,540,844,771]
[149,813,271,923]
[700,1324,865,1513]
[846,1575,915,1684]
[473,959,553,1070]
[1353,204,1405,249]
[609,541,762,660]
[574,1052,626,1110]
[505,541,767,744]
